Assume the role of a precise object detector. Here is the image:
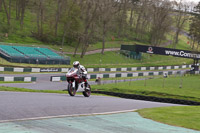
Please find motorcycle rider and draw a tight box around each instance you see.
[73,61,89,90]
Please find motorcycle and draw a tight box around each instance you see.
[66,67,91,97]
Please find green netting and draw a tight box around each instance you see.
[120,50,141,59]
[37,48,64,59]
[0,45,70,65]
[0,45,24,57]
[13,46,47,58]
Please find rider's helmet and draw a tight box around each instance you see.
[73,61,80,68]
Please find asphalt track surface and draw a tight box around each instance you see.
[1,91,199,133]
[0,91,179,122]
[0,71,184,121]
[1,70,198,133]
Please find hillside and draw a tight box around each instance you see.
[0,0,198,67]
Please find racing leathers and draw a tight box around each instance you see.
[78,65,88,89]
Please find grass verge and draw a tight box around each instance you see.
[0,51,192,68]
[0,86,105,96]
[138,106,200,131]
[69,51,193,68]
[0,86,65,94]
[92,75,200,102]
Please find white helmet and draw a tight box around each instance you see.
[73,61,80,68]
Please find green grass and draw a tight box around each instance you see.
[0,8,43,44]
[175,34,200,51]
[87,40,146,51]
[183,16,192,32]
[90,75,160,81]
[173,35,191,50]
[0,86,105,96]
[0,33,194,68]
[49,40,146,53]
[138,106,200,131]
[166,33,191,50]
[0,50,192,68]
[92,75,200,102]
[69,51,192,68]
[0,86,65,93]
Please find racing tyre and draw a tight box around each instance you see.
[83,85,91,97]
[68,83,76,96]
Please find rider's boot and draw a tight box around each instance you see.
[84,82,90,90]
[83,76,90,90]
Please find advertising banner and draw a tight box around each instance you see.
[121,44,200,59]
[40,68,60,72]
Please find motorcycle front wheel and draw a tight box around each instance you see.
[82,85,91,97]
[68,83,76,96]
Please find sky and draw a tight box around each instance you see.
[182,0,199,3]
[173,0,199,3]
[190,0,200,2]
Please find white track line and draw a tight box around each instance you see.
[0,109,137,123]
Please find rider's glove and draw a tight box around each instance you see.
[79,73,83,78]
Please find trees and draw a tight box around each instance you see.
[0,0,3,12]
[16,0,28,29]
[36,0,44,38]
[173,0,189,48]
[132,0,173,46]
[116,0,129,38]
[189,2,200,51]
[149,0,173,46]
[129,0,139,30]
[79,0,99,58]
[0,0,198,58]
[60,0,81,51]
[2,0,11,25]
[54,0,63,37]
[134,0,151,40]
[98,0,119,54]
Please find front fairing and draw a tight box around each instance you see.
[66,67,84,84]
[66,68,78,77]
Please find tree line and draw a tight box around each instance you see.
[189,2,200,50]
[0,0,199,58]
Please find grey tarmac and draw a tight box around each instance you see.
[0,91,179,122]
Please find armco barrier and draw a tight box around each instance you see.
[0,65,191,73]
[50,70,193,82]
[92,91,200,105]
[86,65,190,72]
[0,77,36,82]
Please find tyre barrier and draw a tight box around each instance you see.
[0,76,36,82]
[0,64,191,73]
[51,70,192,81]
[92,91,200,105]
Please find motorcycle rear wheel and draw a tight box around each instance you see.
[82,85,91,97]
[68,83,76,96]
